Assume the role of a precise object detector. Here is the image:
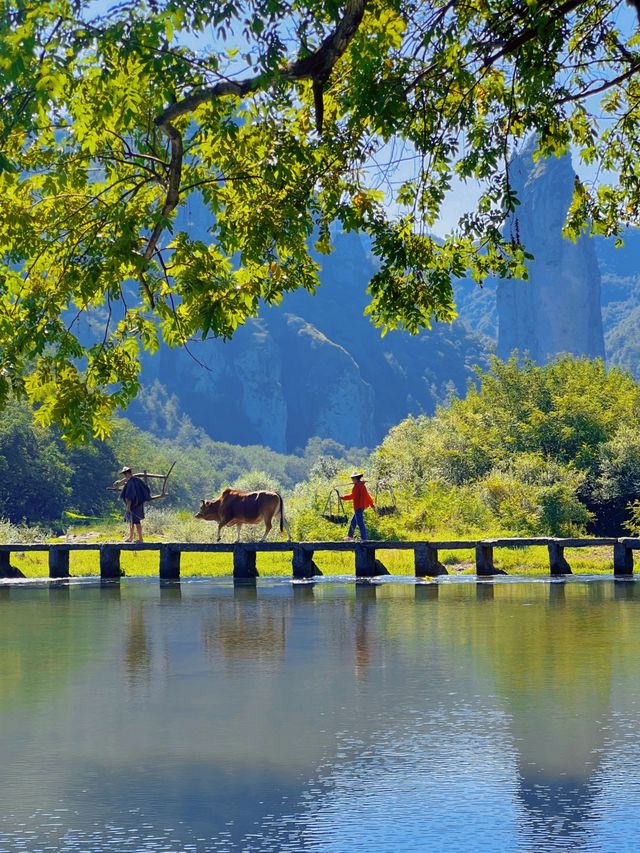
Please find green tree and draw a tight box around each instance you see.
[3,0,640,437]
[591,425,640,502]
[65,439,119,516]
[0,398,72,522]
[232,470,282,492]
[372,356,640,534]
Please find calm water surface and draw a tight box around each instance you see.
[2,575,640,852]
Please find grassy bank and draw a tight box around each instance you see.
[0,500,621,579]
[7,538,617,579]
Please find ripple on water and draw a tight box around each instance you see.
[3,578,640,851]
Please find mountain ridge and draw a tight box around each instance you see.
[127,152,640,451]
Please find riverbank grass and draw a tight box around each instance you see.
[8,539,616,579]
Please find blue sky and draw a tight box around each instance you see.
[83,0,635,236]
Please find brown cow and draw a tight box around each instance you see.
[195,489,292,542]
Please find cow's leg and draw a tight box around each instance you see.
[216,522,223,542]
[260,513,273,542]
[235,522,242,543]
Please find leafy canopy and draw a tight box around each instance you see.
[2,0,640,438]
[372,356,640,534]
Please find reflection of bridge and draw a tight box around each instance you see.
[3,535,640,580]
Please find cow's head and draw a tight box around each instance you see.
[194,498,221,521]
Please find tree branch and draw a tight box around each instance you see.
[480,0,589,68]
[141,0,367,287]
[154,0,366,126]
[558,62,640,103]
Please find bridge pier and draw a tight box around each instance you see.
[613,542,634,576]
[475,544,507,576]
[100,545,122,580]
[233,545,258,579]
[355,546,389,577]
[49,546,69,579]
[160,545,180,580]
[548,542,572,575]
[414,545,448,577]
[0,551,23,579]
[292,546,322,579]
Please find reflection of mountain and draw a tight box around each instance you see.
[4,580,640,852]
[424,581,636,849]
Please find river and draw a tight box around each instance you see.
[1,576,640,852]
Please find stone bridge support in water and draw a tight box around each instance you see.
[1,536,639,581]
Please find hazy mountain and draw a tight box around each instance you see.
[126,149,640,451]
[131,227,492,451]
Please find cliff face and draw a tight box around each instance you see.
[109,143,623,451]
[496,141,605,362]
[133,225,491,451]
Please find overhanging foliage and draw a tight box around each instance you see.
[2,0,640,438]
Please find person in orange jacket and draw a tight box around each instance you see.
[341,471,377,541]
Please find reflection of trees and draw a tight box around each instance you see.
[442,582,640,849]
[202,587,287,666]
[124,604,151,683]
[0,586,120,707]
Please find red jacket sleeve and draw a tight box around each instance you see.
[359,484,375,510]
[350,483,374,511]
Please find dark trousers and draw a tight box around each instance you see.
[348,508,367,540]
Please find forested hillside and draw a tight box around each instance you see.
[0,398,362,526]
[364,357,640,539]
[5,357,640,542]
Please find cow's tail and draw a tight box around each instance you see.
[278,493,284,533]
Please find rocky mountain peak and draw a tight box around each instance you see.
[496,142,605,363]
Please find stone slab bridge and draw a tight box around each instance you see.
[2,537,640,581]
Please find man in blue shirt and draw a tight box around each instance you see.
[120,467,151,543]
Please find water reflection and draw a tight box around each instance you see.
[48,581,70,601]
[613,578,637,601]
[292,582,316,603]
[548,579,567,605]
[201,581,287,666]
[354,583,376,681]
[476,580,495,601]
[124,604,151,683]
[414,581,439,602]
[99,579,121,599]
[1,579,640,852]
[159,579,182,600]
[439,581,633,852]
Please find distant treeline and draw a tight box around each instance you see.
[367,355,640,538]
[0,398,366,525]
[5,356,640,540]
